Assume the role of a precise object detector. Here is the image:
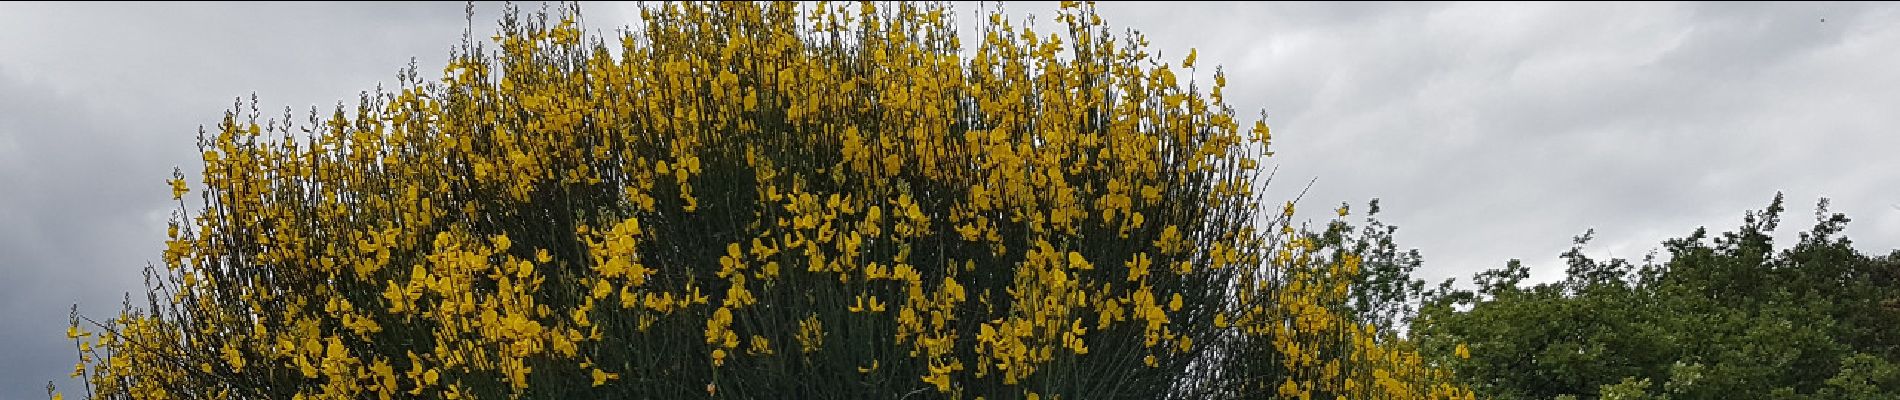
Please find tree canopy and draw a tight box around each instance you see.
[1413,194,1900,400]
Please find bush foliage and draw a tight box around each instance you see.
[1414,195,1900,400]
[60,2,1468,399]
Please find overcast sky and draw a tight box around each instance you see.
[4,2,1898,398]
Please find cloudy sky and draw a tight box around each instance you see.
[3,2,1897,398]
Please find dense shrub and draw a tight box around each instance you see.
[60,2,1468,399]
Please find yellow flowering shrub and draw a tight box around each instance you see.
[61,2,1473,399]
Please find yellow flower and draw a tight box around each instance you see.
[168,178,189,200]
[591,368,618,386]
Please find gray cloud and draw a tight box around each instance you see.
[1087,2,1900,285]
[0,3,487,398]
[5,2,1900,399]
[0,71,159,400]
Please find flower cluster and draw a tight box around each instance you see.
[62,2,1471,399]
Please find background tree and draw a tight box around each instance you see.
[58,2,1467,399]
[1413,194,1900,400]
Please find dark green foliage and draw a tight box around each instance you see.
[1414,194,1900,399]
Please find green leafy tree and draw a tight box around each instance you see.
[1415,194,1900,400]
